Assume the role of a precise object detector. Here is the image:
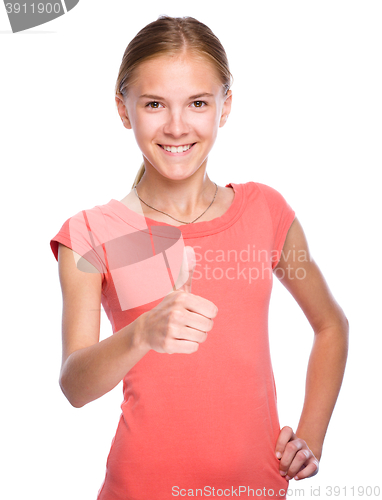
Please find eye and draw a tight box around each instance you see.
[192,101,206,108]
[146,101,163,109]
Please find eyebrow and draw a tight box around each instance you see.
[139,93,215,100]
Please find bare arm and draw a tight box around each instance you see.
[57,243,150,408]
[57,243,216,408]
[274,217,349,479]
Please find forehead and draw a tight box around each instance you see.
[130,53,223,97]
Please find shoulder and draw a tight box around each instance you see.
[61,200,113,233]
[236,181,295,232]
[50,200,112,263]
[249,181,285,199]
[229,181,290,207]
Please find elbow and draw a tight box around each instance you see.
[314,308,349,344]
[337,311,350,344]
[59,372,87,409]
[344,315,349,333]
[341,309,350,336]
[345,313,349,328]
[68,396,86,409]
[334,306,350,336]
[330,310,350,352]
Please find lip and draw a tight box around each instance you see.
[158,143,196,156]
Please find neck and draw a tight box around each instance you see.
[134,165,217,220]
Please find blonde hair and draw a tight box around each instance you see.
[115,15,233,189]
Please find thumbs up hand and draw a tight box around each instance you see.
[139,246,218,354]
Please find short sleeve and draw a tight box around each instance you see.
[256,183,296,269]
[50,209,108,275]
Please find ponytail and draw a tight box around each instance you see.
[131,162,145,189]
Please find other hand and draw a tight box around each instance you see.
[275,426,319,481]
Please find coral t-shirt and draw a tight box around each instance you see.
[50,181,295,500]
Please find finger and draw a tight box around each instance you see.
[179,289,219,320]
[275,426,295,459]
[279,438,305,476]
[167,338,201,354]
[294,458,319,481]
[175,326,208,344]
[283,448,312,480]
[183,309,215,334]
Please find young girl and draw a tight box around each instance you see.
[50,16,349,500]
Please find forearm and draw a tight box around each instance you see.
[59,313,150,408]
[295,319,349,460]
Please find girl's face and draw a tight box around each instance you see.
[117,52,232,181]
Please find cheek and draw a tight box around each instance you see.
[133,114,158,145]
[193,113,219,139]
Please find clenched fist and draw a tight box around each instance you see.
[139,246,218,354]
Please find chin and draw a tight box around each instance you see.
[148,163,201,181]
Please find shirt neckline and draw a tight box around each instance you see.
[106,182,245,238]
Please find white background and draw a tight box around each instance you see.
[1,1,381,499]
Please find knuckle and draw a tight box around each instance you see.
[297,449,310,460]
[169,308,183,324]
[166,320,176,338]
[286,441,298,453]
[163,339,173,354]
[176,290,187,304]
[299,439,308,450]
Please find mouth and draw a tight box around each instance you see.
[158,143,196,154]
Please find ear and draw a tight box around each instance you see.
[115,92,132,130]
[219,90,232,128]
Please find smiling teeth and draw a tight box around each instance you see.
[162,144,192,153]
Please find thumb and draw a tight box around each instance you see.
[174,245,196,293]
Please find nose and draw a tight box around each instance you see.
[163,109,190,138]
